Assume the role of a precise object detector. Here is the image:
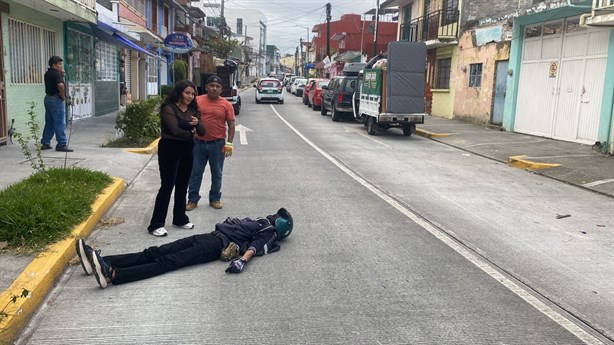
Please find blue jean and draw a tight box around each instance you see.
[187,139,225,204]
[41,95,67,146]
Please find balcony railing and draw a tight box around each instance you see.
[74,0,96,9]
[593,0,614,13]
[400,9,459,42]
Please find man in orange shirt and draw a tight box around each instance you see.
[186,75,235,211]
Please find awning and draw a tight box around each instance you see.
[113,33,156,57]
[119,18,163,44]
[89,24,155,57]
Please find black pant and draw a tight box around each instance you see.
[106,234,224,284]
[148,138,194,231]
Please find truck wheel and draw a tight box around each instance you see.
[367,117,376,135]
[402,123,415,136]
[331,105,341,122]
[362,116,368,127]
[320,104,327,116]
[256,98,261,104]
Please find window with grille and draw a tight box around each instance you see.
[8,19,58,85]
[468,63,482,87]
[442,0,459,25]
[435,57,451,89]
[96,42,118,81]
[237,18,243,35]
[207,17,221,27]
[147,56,158,84]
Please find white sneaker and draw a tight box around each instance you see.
[151,227,168,237]
[173,222,194,230]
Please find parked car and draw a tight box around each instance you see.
[320,75,358,121]
[254,77,284,104]
[302,78,318,105]
[286,76,298,92]
[308,79,329,110]
[291,78,307,96]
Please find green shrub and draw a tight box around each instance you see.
[169,60,188,83]
[113,97,161,147]
[160,85,173,100]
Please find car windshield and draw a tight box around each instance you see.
[261,80,279,87]
[317,81,329,88]
[343,79,357,92]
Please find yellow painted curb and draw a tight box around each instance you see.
[0,177,125,344]
[415,128,451,138]
[124,137,159,155]
[507,155,561,170]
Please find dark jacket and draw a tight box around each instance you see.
[215,217,280,256]
[159,103,205,142]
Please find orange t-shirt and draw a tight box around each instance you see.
[194,95,235,141]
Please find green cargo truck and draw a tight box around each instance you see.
[357,41,427,136]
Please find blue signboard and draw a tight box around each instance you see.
[164,33,193,54]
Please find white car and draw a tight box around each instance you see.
[291,78,307,95]
[254,77,284,104]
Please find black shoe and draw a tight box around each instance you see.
[41,144,52,150]
[56,145,74,152]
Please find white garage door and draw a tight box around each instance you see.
[515,17,609,145]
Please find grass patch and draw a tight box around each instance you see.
[0,167,112,252]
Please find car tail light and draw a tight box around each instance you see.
[231,89,237,96]
[337,94,343,103]
[277,85,282,91]
[258,86,263,91]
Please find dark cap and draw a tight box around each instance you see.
[48,56,63,67]
[206,75,223,85]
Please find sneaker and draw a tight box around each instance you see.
[75,239,94,275]
[185,201,197,211]
[173,222,194,230]
[150,227,168,237]
[56,145,74,152]
[90,250,113,289]
[41,144,52,150]
[209,201,223,209]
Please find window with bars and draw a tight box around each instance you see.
[237,18,243,35]
[96,42,118,81]
[468,63,482,87]
[435,57,451,89]
[147,56,157,84]
[8,19,58,85]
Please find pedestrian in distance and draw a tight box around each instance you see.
[41,55,73,152]
[76,208,293,288]
[186,75,236,212]
[147,80,205,237]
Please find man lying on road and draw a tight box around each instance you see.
[76,208,293,288]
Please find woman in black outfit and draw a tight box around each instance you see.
[148,80,205,237]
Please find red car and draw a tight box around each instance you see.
[302,78,318,105]
[308,79,330,110]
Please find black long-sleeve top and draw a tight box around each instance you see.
[160,103,205,142]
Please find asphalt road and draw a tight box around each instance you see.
[17,89,614,344]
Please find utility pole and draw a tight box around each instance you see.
[220,0,226,38]
[299,38,304,76]
[326,3,331,58]
[372,0,380,57]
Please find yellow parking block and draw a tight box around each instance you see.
[415,128,450,138]
[124,138,159,155]
[507,155,561,170]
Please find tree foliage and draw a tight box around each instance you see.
[200,37,240,59]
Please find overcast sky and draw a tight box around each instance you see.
[221,0,381,55]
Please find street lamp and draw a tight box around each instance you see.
[296,25,310,76]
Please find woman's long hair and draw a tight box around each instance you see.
[164,80,199,112]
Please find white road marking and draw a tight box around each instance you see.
[272,106,604,345]
[234,124,253,145]
[582,179,614,188]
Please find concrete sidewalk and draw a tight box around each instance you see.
[416,116,614,197]
[0,111,612,342]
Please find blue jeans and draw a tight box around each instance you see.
[42,95,67,146]
[187,139,225,204]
